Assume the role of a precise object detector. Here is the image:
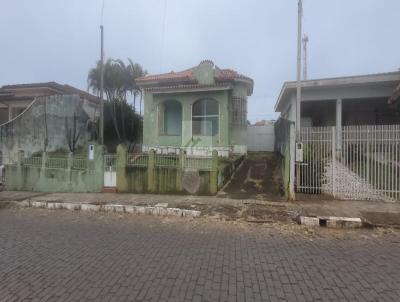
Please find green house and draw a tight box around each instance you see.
[137,60,253,157]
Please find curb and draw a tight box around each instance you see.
[13,200,201,218]
[298,215,363,228]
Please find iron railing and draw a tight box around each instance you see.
[127,153,148,167]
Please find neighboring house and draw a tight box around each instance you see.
[0,82,99,160]
[136,60,254,156]
[275,71,400,128]
[389,82,400,106]
[0,82,98,125]
[274,71,400,202]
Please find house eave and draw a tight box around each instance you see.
[274,71,400,113]
[146,84,233,95]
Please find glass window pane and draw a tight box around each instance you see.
[192,101,203,116]
[205,99,219,115]
[192,117,202,135]
[192,99,219,136]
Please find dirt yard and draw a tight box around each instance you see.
[220,152,284,201]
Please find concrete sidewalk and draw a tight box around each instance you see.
[1,191,400,227]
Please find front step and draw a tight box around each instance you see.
[102,187,117,193]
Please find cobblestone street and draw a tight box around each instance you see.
[0,208,399,302]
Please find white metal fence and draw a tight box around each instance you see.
[296,125,400,202]
[296,127,334,195]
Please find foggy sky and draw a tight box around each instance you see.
[1,0,399,122]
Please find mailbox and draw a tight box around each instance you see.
[88,144,95,160]
[296,142,303,162]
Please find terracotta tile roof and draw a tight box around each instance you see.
[389,83,400,104]
[137,60,253,93]
[144,83,232,93]
[0,82,98,103]
[137,68,196,83]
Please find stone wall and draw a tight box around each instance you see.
[0,95,97,160]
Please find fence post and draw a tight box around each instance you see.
[332,127,336,198]
[210,150,218,195]
[289,123,296,200]
[16,150,24,190]
[176,149,184,192]
[147,149,156,192]
[67,152,73,171]
[116,144,128,192]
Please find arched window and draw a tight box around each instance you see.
[159,100,182,136]
[192,99,219,136]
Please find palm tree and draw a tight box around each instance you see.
[87,58,146,146]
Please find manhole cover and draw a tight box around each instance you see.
[182,170,200,194]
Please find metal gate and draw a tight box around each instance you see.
[296,125,400,202]
[104,154,116,187]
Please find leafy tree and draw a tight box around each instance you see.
[88,58,147,150]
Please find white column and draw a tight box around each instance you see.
[336,99,342,150]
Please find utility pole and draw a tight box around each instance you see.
[296,0,303,134]
[99,25,104,145]
[302,34,308,80]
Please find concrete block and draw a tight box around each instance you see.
[167,208,183,217]
[135,206,146,214]
[104,204,125,213]
[124,205,136,214]
[299,216,319,226]
[326,217,362,228]
[47,202,63,209]
[81,204,101,211]
[31,201,47,208]
[153,207,168,216]
[61,203,81,211]
[19,200,30,207]
[182,209,201,217]
[145,207,155,215]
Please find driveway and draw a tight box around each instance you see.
[0,208,399,301]
[220,152,284,200]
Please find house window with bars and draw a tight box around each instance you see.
[230,97,247,128]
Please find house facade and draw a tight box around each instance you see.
[0,83,99,162]
[0,82,98,125]
[136,60,253,157]
[275,71,400,129]
[275,71,400,202]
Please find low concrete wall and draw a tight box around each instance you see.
[117,145,219,195]
[5,145,104,193]
[247,124,275,152]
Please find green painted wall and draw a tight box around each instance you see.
[229,83,248,148]
[143,90,233,149]
[5,144,104,193]
[116,144,218,195]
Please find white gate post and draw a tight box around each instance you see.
[332,127,336,198]
[289,123,296,200]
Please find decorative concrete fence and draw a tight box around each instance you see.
[116,145,220,195]
[4,144,104,192]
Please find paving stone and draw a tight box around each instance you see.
[0,208,399,302]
